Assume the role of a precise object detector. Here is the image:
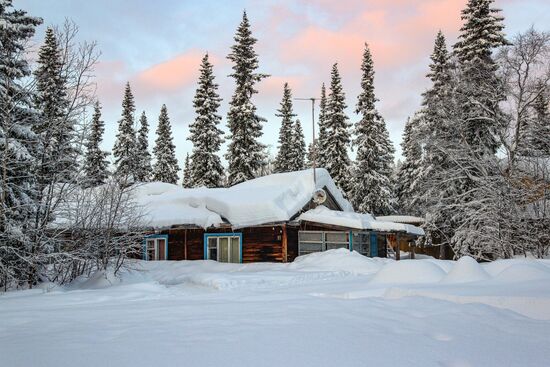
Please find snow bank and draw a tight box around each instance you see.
[376,215,424,224]
[289,248,389,275]
[134,168,354,229]
[370,260,446,284]
[442,256,490,283]
[298,205,425,235]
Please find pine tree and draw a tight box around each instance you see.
[182,153,192,188]
[351,44,395,214]
[188,53,225,188]
[325,63,351,195]
[395,116,422,214]
[34,27,77,184]
[133,111,152,182]
[274,83,297,173]
[317,83,329,169]
[113,82,137,184]
[152,104,179,184]
[0,0,42,289]
[225,11,269,185]
[83,102,109,187]
[291,119,306,171]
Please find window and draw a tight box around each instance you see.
[298,231,350,256]
[143,235,168,260]
[204,234,242,263]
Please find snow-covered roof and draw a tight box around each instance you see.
[135,168,354,229]
[376,215,425,225]
[298,206,425,236]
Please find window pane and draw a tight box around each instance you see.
[230,237,240,263]
[219,237,229,263]
[208,237,217,249]
[325,232,348,243]
[300,242,323,253]
[146,239,156,261]
[299,231,323,242]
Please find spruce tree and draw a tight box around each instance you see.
[526,87,550,156]
[453,0,509,155]
[182,153,192,188]
[291,119,306,171]
[274,83,297,173]
[34,27,76,184]
[395,116,422,214]
[351,44,395,214]
[188,53,225,188]
[225,11,269,185]
[317,83,329,169]
[325,63,351,195]
[113,82,137,184]
[83,102,109,187]
[134,111,152,182]
[0,0,42,289]
[152,104,179,184]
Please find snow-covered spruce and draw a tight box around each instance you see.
[152,104,179,184]
[395,115,422,215]
[0,1,42,290]
[324,63,352,197]
[274,83,297,173]
[351,44,394,215]
[291,119,306,171]
[316,83,329,170]
[134,111,152,183]
[113,82,137,185]
[182,153,192,188]
[83,102,109,187]
[34,27,77,184]
[188,53,225,188]
[225,11,269,186]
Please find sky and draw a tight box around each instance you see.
[18,0,550,170]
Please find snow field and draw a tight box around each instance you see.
[1,249,550,367]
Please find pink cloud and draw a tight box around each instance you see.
[135,50,209,92]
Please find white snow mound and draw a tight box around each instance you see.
[370,260,446,284]
[442,256,490,283]
[289,248,389,275]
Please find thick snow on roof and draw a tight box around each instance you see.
[135,168,353,229]
[376,215,424,224]
[298,206,425,236]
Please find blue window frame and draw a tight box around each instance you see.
[143,234,169,260]
[203,233,243,263]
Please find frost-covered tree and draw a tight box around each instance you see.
[316,83,329,169]
[83,102,109,187]
[225,11,269,185]
[325,63,351,196]
[0,0,42,290]
[34,27,78,184]
[453,0,509,155]
[182,153,192,188]
[351,45,394,214]
[134,111,152,182]
[291,119,306,171]
[152,105,179,184]
[274,83,297,173]
[396,116,422,214]
[113,82,137,185]
[188,53,225,188]
[529,87,550,155]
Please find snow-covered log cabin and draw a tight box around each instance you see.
[136,169,424,263]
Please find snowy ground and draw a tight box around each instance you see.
[2,250,550,367]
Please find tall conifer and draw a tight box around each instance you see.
[152,105,179,184]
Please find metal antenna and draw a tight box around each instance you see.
[294,97,318,185]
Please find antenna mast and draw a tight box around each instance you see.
[294,97,318,185]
